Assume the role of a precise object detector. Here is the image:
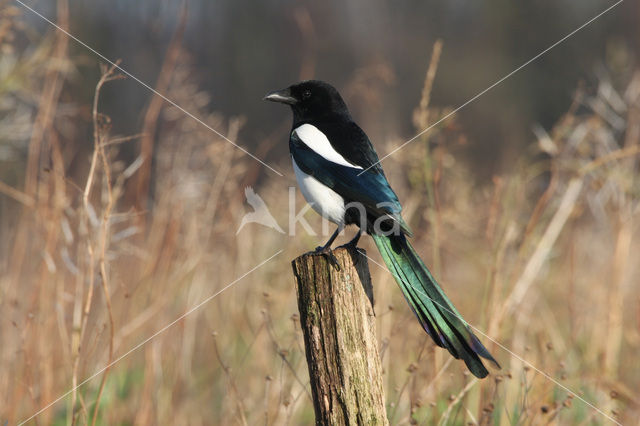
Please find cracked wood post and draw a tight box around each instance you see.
[291,246,388,425]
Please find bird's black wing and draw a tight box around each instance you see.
[307,115,385,174]
[290,133,412,235]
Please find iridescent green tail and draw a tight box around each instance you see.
[372,233,499,378]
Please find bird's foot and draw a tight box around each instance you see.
[314,245,341,271]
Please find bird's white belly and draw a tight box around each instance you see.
[292,158,345,225]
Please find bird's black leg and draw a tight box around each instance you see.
[314,226,342,270]
[315,226,342,252]
[338,228,362,265]
[344,229,362,248]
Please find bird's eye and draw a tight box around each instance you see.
[302,90,311,99]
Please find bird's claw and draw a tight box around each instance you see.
[314,246,341,271]
[324,252,341,270]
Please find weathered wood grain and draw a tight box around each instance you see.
[291,246,388,426]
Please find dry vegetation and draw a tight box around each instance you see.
[1,5,640,425]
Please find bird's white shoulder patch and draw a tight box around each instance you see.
[293,124,363,169]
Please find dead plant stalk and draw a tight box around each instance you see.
[77,61,122,426]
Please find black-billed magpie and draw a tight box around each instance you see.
[264,80,499,378]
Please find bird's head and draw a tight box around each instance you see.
[263,80,349,121]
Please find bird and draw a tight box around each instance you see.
[237,186,285,234]
[264,80,500,378]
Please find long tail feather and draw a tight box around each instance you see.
[372,233,500,378]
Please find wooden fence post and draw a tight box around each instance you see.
[291,246,388,425]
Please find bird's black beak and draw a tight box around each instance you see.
[263,88,297,105]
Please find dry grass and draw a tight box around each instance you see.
[1,11,639,426]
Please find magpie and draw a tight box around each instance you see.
[264,80,499,378]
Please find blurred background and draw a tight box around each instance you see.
[1,0,639,424]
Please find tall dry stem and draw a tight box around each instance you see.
[79,61,123,426]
